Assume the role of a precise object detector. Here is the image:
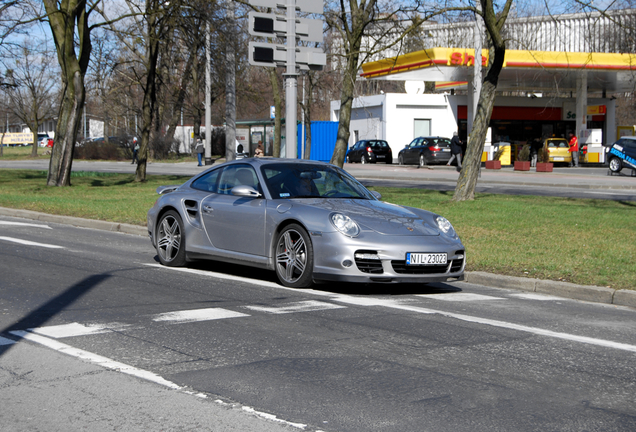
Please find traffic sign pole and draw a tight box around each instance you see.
[285,0,297,159]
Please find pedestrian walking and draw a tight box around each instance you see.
[194,138,204,166]
[131,137,139,164]
[568,132,579,167]
[448,131,462,170]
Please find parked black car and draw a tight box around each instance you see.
[346,140,393,164]
[605,136,636,173]
[398,136,453,167]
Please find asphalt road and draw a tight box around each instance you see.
[1,218,635,431]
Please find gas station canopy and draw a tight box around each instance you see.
[360,47,636,93]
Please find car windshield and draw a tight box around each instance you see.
[261,163,375,200]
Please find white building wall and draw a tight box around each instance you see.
[331,93,459,159]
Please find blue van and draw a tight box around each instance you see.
[606,136,636,173]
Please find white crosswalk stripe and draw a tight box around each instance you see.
[244,300,346,314]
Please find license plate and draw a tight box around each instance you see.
[441,148,450,152]
[406,253,447,265]
[554,157,564,161]
[376,155,385,158]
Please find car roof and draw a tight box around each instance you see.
[619,136,636,140]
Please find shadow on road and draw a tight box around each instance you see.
[157,256,463,297]
[0,273,111,358]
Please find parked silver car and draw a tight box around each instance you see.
[147,159,465,288]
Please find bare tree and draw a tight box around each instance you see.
[41,0,95,186]
[325,0,422,168]
[2,38,58,157]
[453,0,513,202]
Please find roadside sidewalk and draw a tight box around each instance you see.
[1,205,634,309]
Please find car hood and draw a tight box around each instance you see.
[298,198,440,236]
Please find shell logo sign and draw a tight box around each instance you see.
[449,51,489,67]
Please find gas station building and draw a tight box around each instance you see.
[331,47,636,164]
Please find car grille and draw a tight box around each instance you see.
[354,250,383,274]
[392,250,465,275]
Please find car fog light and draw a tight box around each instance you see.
[342,260,353,268]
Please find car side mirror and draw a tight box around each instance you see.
[231,185,262,198]
[371,190,382,200]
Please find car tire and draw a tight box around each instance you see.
[156,210,187,267]
[361,156,367,164]
[398,155,404,165]
[386,158,392,164]
[419,154,427,168]
[346,155,351,163]
[609,157,622,173]
[275,224,313,288]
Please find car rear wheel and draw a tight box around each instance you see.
[275,224,313,288]
[156,210,187,267]
[361,156,367,164]
[346,155,351,163]
[419,154,427,168]
[609,157,622,173]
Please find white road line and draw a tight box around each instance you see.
[0,236,64,249]
[10,329,309,430]
[509,293,564,301]
[30,322,129,338]
[146,263,636,353]
[152,308,249,323]
[0,221,52,229]
[0,335,15,345]
[9,330,182,389]
[419,293,505,301]
[245,300,346,314]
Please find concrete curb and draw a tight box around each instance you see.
[0,206,147,237]
[1,206,634,309]
[465,271,636,309]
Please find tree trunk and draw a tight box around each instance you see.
[44,0,91,187]
[135,11,161,183]
[453,0,510,201]
[164,52,195,145]
[329,58,358,167]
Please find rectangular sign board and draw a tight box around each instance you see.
[0,132,35,145]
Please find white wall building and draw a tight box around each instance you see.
[330,92,459,156]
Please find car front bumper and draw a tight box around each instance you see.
[309,230,465,284]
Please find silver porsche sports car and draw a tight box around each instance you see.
[147,158,465,288]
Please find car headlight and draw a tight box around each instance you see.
[330,213,360,237]
[436,216,457,237]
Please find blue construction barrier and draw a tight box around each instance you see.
[297,121,338,162]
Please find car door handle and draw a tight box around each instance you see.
[202,205,213,213]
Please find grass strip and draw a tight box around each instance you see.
[0,169,634,290]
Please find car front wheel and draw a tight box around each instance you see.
[275,224,313,288]
[156,210,187,267]
[398,155,404,165]
[609,157,622,173]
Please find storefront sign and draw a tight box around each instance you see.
[449,52,488,67]
[587,105,606,115]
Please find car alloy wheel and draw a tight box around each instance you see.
[419,154,427,167]
[275,224,313,288]
[609,157,622,173]
[346,155,351,163]
[156,210,187,267]
[398,155,404,165]
[361,156,367,164]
